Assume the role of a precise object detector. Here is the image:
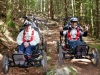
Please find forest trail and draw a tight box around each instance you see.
[0,24,100,75]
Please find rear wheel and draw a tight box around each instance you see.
[90,48,99,67]
[42,50,47,74]
[2,53,9,74]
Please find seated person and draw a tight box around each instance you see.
[16,21,40,56]
[23,20,41,36]
[21,14,41,36]
[59,17,88,54]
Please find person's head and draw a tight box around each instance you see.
[70,17,78,27]
[24,21,32,32]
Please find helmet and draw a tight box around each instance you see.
[24,21,32,26]
[70,17,78,22]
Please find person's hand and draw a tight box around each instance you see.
[24,42,29,48]
[59,26,63,31]
[84,25,88,31]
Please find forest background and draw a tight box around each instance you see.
[0,0,100,39]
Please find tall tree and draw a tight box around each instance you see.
[48,0,54,19]
[95,0,99,38]
[64,0,68,18]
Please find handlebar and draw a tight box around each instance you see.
[22,16,46,23]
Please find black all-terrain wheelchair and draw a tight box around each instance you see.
[57,29,99,67]
[2,16,47,74]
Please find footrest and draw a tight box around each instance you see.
[12,53,25,65]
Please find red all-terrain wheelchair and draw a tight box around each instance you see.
[57,32,99,67]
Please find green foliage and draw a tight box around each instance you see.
[0,26,6,33]
[6,17,15,27]
[29,0,36,6]
[6,7,15,27]
[67,66,77,75]
[6,10,11,23]
[26,0,36,12]
[46,70,55,75]
[89,44,100,52]
[8,21,15,28]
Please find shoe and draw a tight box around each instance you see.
[19,53,25,65]
[13,51,18,54]
[19,51,23,54]
[13,51,25,65]
[13,51,20,65]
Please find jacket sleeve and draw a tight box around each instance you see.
[79,26,88,37]
[16,31,23,45]
[60,25,69,36]
[83,31,88,37]
[29,30,40,46]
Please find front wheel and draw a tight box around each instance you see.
[90,48,99,67]
[58,45,63,66]
[41,50,47,74]
[2,53,9,74]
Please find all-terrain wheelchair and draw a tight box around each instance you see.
[57,30,99,67]
[2,16,47,74]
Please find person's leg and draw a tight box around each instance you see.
[25,45,36,64]
[16,44,25,65]
[31,45,36,51]
[76,40,84,46]
[25,45,32,55]
[31,45,37,55]
[25,45,36,55]
[18,43,25,53]
[24,46,32,65]
[68,41,76,53]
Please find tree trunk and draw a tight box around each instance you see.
[49,0,54,19]
[64,0,68,26]
[95,0,99,38]
[64,0,68,19]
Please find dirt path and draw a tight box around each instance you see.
[0,25,100,75]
